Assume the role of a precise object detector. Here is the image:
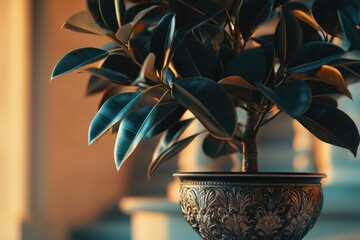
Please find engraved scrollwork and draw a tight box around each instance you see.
[179,181,323,240]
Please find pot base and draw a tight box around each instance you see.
[175,172,326,240]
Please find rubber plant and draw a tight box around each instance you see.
[52,0,360,176]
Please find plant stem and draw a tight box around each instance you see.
[241,109,259,172]
[242,136,258,172]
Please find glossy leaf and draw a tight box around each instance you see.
[312,0,341,35]
[306,80,343,97]
[275,8,302,64]
[256,79,311,117]
[62,10,105,35]
[172,39,218,78]
[174,7,224,44]
[227,48,267,84]
[88,86,166,143]
[124,2,166,24]
[338,11,360,49]
[87,0,108,30]
[116,5,159,43]
[129,33,151,63]
[99,0,119,33]
[312,96,338,107]
[135,53,156,84]
[115,106,157,170]
[171,77,236,139]
[98,85,128,108]
[335,0,360,25]
[284,2,321,31]
[81,67,130,84]
[315,65,352,99]
[100,53,140,80]
[86,75,111,95]
[298,20,322,44]
[89,92,140,143]
[153,118,195,157]
[287,42,345,73]
[170,0,225,25]
[144,103,185,139]
[115,0,126,27]
[219,76,257,90]
[51,48,109,79]
[148,134,197,177]
[336,63,360,84]
[150,14,176,69]
[296,103,360,156]
[203,134,239,158]
[239,0,274,41]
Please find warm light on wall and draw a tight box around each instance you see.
[0,0,30,239]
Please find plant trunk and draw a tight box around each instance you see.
[241,136,258,172]
[241,110,259,172]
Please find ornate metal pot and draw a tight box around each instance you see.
[174,172,326,240]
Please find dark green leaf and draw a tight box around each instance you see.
[239,0,274,41]
[124,2,166,24]
[287,42,345,73]
[334,0,360,25]
[252,35,274,45]
[172,39,218,78]
[219,76,257,90]
[89,92,140,143]
[98,85,128,108]
[336,63,360,84]
[312,96,338,107]
[86,75,111,95]
[284,2,321,33]
[174,7,224,45]
[227,48,267,84]
[129,33,151,63]
[81,67,131,84]
[203,134,238,158]
[275,8,302,64]
[170,0,225,25]
[51,48,109,79]
[115,106,157,170]
[148,134,197,178]
[153,118,195,156]
[338,11,360,49]
[99,0,119,33]
[315,65,352,99]
[256,79,311,117]
[88,86,166,143]
[100,53,140,80]
[115,0,126,27]
[171,77,236,139]
[296,103,360,156]
[150,14,176,69]
[87,0,108,30]
[116,5,160,43]
[144,103,185,139]
[62,10,105,35]
[306,80,344,97]
[312,0,341,35]
[298,21,322,44]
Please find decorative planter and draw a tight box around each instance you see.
[174,172,326,240]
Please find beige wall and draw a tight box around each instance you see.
[0,0,29,239]
[45,1,129,239]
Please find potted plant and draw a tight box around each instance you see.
[52,0,360,239]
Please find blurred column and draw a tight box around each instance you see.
[0,0,30,239]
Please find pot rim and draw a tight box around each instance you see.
[173,172,327,179]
